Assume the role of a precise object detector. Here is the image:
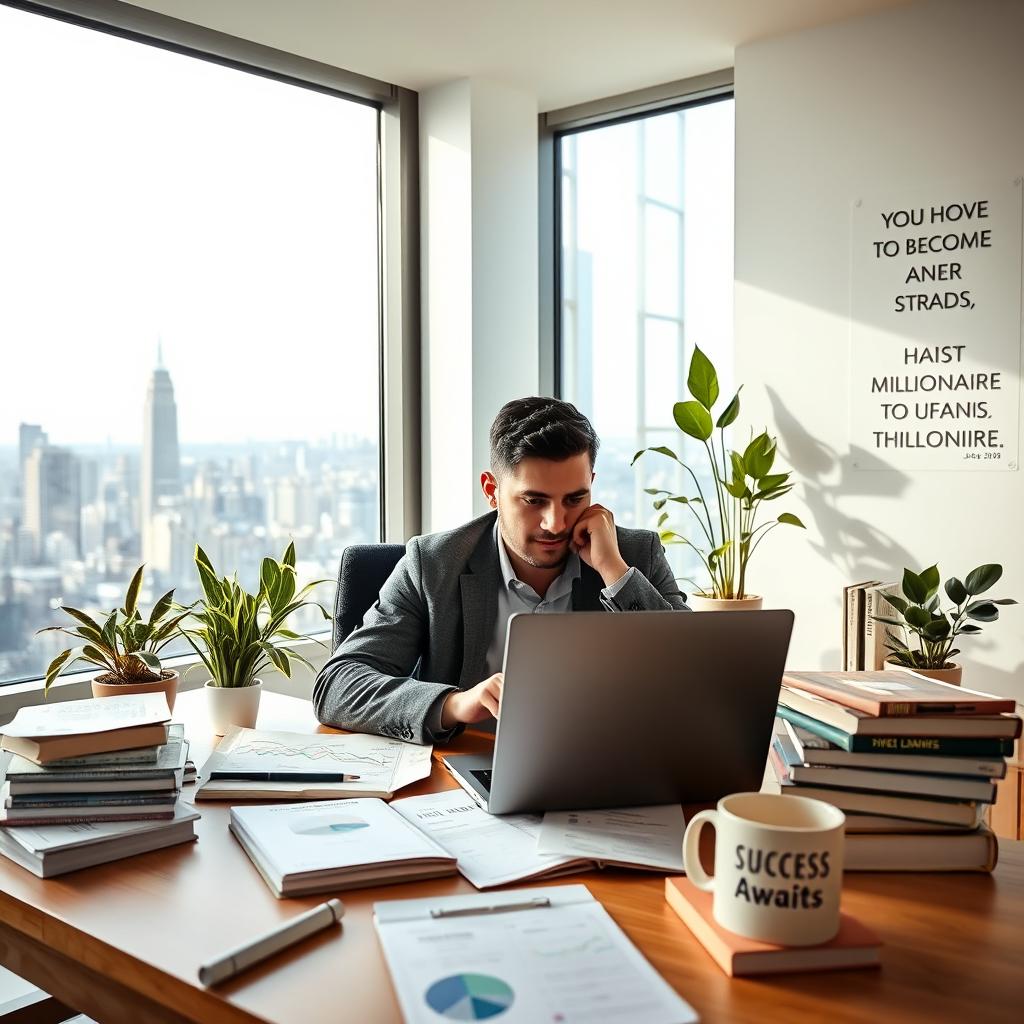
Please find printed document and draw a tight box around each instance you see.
[374,884,698,1024]
[537,805,686,872]
[392,789,585,888]
[196,728,432,800]
[2,693,170,737]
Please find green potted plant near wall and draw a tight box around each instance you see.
[632,345,805,610]
[178,543,330,734]
[874,563,1016,685]
[39,566,187,710]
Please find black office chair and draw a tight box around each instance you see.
[331,544,405,651]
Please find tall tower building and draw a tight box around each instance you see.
[141,344,181,563]
[18,423,48,496]
[22,445,81,563]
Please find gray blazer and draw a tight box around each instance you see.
[312,510,689,743]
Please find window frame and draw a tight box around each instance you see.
[0,0,420,714]
[538,69,735,398]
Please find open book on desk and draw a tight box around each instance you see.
[392,790,685,888]
[196,727,432,800]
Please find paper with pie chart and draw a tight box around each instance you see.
[374,884,697,1023]
[197,727,433,800]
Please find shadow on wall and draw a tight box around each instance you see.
[766,386,916,583]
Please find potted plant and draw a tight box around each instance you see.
[632,346,805,610]
[178,542,330,734]
[38,566,187,709]
[873,563,1017,685]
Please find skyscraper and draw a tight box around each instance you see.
[22,445,81,562]
[141,345,181,563]
[18,423,48,496]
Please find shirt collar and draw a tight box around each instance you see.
[494,521,580,596]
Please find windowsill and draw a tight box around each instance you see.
[0,635,333,725]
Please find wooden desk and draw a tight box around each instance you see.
[0,690,1020,1024]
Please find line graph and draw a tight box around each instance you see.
[233,740,389,767]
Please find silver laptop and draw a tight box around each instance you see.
[442,609,794,814]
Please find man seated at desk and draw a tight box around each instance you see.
[313,397,690,743]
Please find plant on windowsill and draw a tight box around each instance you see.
[38,565,188,709]
[631,346,805,610]
[873,563,1017,686]
[176,542,330,734]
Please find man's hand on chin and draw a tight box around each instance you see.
[571,503,629,587]
[441,673,504,729]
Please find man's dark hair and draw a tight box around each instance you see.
[489,397,600,476]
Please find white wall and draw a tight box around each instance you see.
[420,79,539,533]
[735,0,1024,699]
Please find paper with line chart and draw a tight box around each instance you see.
[194,728,433,801]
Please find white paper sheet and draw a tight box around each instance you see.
[392,789,585,888]
[537,805,686,871]
[2,693,170,737]
[374,884,698,1024]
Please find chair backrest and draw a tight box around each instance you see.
[332,543,405,651]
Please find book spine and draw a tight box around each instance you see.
[775,705,1015,756]
[0,810,176,826]
[845,588,858,671]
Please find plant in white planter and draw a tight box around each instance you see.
[178,543,329,734]
[38,565,187,710]
[632,346,805,608]
[874,563,1017,685]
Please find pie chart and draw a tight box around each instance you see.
[424,973,515,1020]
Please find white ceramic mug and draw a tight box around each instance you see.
[682,792,845,946]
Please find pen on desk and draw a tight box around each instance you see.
[430,896,551,919]
[208,771,361,782]
[198,898,345,987]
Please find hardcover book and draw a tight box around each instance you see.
[776,704,1017,755]
[782,670,1017,717]
[778,687,1022,739]
[664,877,881,976]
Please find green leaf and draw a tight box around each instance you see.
[265,644,292,678]
[964,563,1002,596]
[758,484,793,502]
[282,541,297,569]
[965,601,999,622]
[686,345,719,411]
[901,568,928,605]
[730,451,746,482]
[631,445,679,467]
[43,648,75,694]
[944,577,968,605]
[100,610,118,650]
[905,605,931,629]
[743,433,776,478]
[149,588,176,626]
[884,593,909,616]
[724,476,747,499]
[920,564,941,595]
[673,401,713,441]
[657,512,669,528]
[757,472,790,490]
[644,488,671,496]
[777,513,805,528]
[60,606,103,633]
[715,387,742,429]
[958,623,983,634]
[668,496,702,505]
[923,618,950,640]
[653,497,667,510]
[124,565,144,618]
[136,651,162,672]
[992,598,1018,606]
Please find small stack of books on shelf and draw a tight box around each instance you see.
[843,580,900,671]
[0,693,199,877]
[769,670,1021,871]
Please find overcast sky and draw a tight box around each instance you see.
[0,4,380,449]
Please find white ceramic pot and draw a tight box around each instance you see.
[205,679,263,735]
[687,594,764,612]
[884,660,962,686]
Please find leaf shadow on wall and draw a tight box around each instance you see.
[765,386,916,585]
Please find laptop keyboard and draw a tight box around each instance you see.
[471,769,493,793]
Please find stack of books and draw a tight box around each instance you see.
[770,670,1021,871]
[0,693,199,877]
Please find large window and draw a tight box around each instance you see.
[558,95,735,585]
[0,4,385,685]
